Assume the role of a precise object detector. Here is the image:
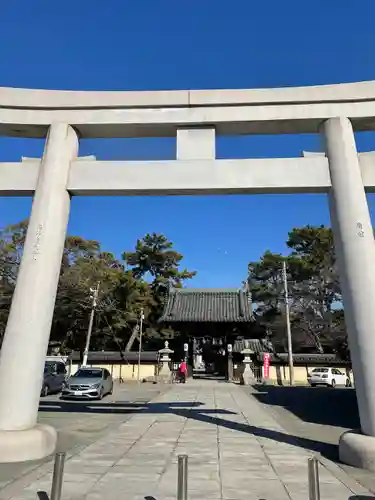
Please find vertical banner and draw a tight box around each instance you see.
[263,353,270,379]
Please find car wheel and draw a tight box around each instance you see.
[109,385,113,395]
[41,385,49,397]
[98,389,104,400]
[331,379,336,388]
[346,378,351,387]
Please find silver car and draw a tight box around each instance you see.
[62,367,113,400]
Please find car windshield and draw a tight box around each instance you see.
[312,368,329,373]
[73,369,103,378]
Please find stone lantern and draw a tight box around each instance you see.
[240,340,255,385]
[158,340,174,383]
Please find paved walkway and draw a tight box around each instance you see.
[1,381,373,500]
[0,384,164,494]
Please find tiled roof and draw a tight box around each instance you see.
[254,352,351,365]
[233,338,273,353]
[160,288,253,323]
[70,351,158,363]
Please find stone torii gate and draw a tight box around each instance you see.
[0,82,375,469]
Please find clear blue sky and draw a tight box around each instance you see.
[0,1,374,287]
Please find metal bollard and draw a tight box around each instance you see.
[50,452,66,500]
[177,454,188,500]
[308,457,320,500]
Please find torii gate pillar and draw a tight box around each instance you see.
[0,123,78,462]
[324,117,375,471]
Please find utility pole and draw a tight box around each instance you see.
[137,308,145,383]
[125,324,140,352]
[282,261,294,386]
[82,281,100,366]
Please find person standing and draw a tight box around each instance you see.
[179,359,187,383]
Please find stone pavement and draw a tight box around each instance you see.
[0,383,164,495]
[1,380,373,500]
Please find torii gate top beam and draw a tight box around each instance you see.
[1,81,375,138]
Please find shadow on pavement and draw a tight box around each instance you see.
[252,384,360,429]
[349,497,375,500]
[39,399,338,460]
[172,407,339,461]
[39,401,208,414]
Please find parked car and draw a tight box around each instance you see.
[41,361,67,397]
[61,367,113,400]
[307,367,351,388]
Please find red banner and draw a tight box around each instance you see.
[263,353,270,379]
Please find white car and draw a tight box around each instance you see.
[307,367,351,388]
